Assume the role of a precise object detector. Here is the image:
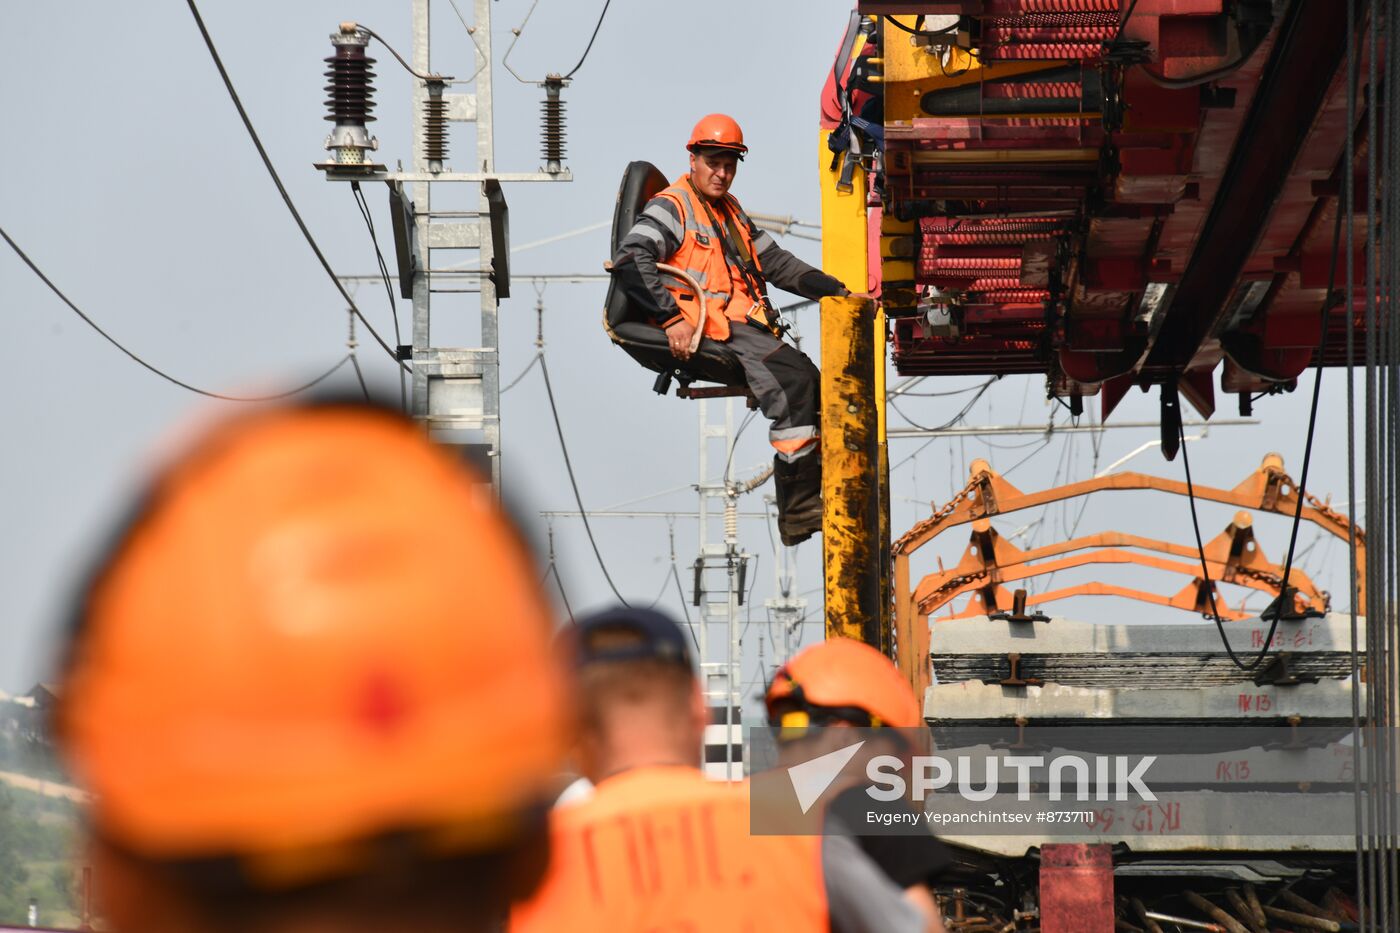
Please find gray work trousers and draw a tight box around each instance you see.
[720,323,821,463]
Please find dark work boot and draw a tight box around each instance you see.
[774,453,822,547]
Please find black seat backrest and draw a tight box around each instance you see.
[605,161,670,332]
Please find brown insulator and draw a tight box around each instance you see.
[541,74,567,173]
[423,80,448,165]
[323,45,377,125]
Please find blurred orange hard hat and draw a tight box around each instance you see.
[765,637,921,729]
[686,113,748,158]
[56,403,567,873]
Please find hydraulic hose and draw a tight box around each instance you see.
[656,262,707,355]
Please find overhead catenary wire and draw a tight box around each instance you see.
[357,25,449,81]
[502,0,613,83]
[538,352,632,605]
[183,0,407,372]
[1,224,351,402]
[541,523,575,624]
[563,0,613,79]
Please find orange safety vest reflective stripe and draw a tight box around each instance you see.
[656,177,767,342]
[509,766,829,933]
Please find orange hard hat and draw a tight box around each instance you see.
[56,403,567,874]
[687,113,748,158]
[765,638,921,729]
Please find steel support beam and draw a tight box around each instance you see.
[1145,0,1352,371]
[820,295,883,646]
[820,126,886,648]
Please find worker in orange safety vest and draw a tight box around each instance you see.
[611,114,870,547]
[510,606,935,933]
[52,401,569,933]
[765,638,955,932]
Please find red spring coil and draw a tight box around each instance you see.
[984,25,1118,43]
[979,42,1106,60]
[920,218,1063,233]
[986,0,1119,12]
[987,12,1119,27]
[983,81,1084,99]
[921,257,1022,271]
[929,232,1056,246]
[963,277,1027,291]
[969,289,1051,303]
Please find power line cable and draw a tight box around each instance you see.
[540,524,576,625]
[349,354,372,403]
[563,0,613,79]
[184,0,407,371]
[357,25,448,81]
[2,224,351,401]
[500,354,541,394]
[889,377,996,432]
[350,182,408,410]
[538,352,632,605]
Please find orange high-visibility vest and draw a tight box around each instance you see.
[656,177,767,342]
[509,766,829,933]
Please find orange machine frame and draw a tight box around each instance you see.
[892,454,1364,693]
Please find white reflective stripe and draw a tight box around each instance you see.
[641,202,684,240]
[682,267,710,286]
[674,186,717,238]
[627,223,666,247]
[751,230,776,254]
[771,426,818,441]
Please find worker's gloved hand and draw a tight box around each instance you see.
[666,319,697,360]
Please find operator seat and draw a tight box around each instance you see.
[603,161,755,405]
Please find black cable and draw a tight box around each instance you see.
[350,182,407,410]
[542,562,575,624]
[881,14,958,38]
[358,25,446,81]
[889,377,995,432]
[562,0,613,79]
[1182,203,1345,672]
[184,0,407,372]
[724,409,760,484]
[2,224,352,401]
[892,381,997,398]
[669,562,701,653]
[349,354,372,403]
[1001,436,1054,478]
[538,353,632,605]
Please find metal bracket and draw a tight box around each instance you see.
[990,588,1050,624]
[999,652,1042,688]
[1252,652,1320,687]
[1261,586,1327,623]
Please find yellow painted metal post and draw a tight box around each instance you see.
[819,129,885,647]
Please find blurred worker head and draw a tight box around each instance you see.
[765,637,923,764]
[563,607,705,784]
[53,400,568,933]
[686,113,746,200]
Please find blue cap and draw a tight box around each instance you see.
[570,607,694,671]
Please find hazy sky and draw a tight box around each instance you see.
[1,1,1359,698]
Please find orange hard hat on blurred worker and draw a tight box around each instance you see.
[765,637,922,730]
[55,402,567,883]
[686,113,748,158]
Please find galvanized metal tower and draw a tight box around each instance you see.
[319,0,571,487]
